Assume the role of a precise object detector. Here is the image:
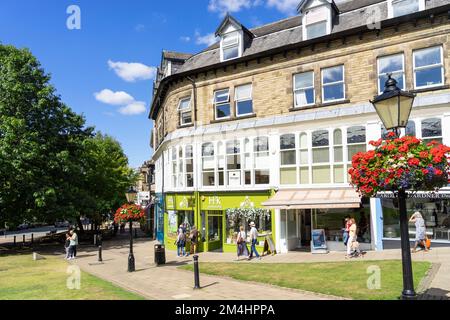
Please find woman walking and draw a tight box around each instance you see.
[236,226,249,261]
[410,212,428,253]
[176,224,186,257]
[346,218,357,258]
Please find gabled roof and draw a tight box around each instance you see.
[214,13,255,38]
[297,0,340,14]
[162,50,193,61]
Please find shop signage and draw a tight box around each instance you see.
[166,195,175,210]
[240,196,255,209]
[377,191,450,199]
[206,196,222,210]
[311,229,328,254]
[179,196,189,209]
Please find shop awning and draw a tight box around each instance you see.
[262,188,362,209]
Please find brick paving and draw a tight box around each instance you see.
[73,238,450,300]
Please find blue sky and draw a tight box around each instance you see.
[0,0,299,168]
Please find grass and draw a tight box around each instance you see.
[0,254,145,300]
[180,260,431,300]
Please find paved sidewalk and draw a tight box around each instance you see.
[73,239,450,300]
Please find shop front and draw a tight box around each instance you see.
[381,190,450,245]
[164,193,197,251]
[263,188,371,253]
[199,191,275,253]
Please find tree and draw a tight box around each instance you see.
[0,44,136,229]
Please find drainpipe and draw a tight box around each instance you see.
[186,76,198,130]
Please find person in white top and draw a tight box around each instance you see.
[248,222,261,260]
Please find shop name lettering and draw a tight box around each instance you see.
[175,304,275,317]
[377,193,450,199]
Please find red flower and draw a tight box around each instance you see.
[435,169,443,176]
[408,158,420,166]
[419,151,429,159]
[387,131,396,138]
[422,169,429,175]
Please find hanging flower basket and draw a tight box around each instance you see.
[114,204,145,224]
[349,132,450,198]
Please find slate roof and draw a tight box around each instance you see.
[162,51,193,61]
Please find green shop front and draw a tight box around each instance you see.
[164,191,275,253]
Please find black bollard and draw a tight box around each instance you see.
[31,234,34,244]
[13,236,16,247]
[98,245,103,262]
[23,234,26,245]
[193,255,201,290]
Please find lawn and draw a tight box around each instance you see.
[180,260,431,300]
[0,254,145,300]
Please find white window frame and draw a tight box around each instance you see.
[213,89,231,120]
[377,53,405,94]
[413,46,445,90]
[280,134,298,186]
[311,130,331,184]
[235,84,254,117]
[305,20,328,40]
[302,4,331,41]
[221,31,241,62]
[293,71,315,108]
[185,145,194,188]
[253,137,270,186]
[201,142,216,187]
[178,97,192,126]
[321,65,346,103]
[388,0,425,19]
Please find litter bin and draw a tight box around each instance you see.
[154,244,166,266]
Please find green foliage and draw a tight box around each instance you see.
[0,44,136,227]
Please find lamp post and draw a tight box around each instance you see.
[125,188,138,272]
[370,74,417,300]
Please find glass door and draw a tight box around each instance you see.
[204,211,223,252]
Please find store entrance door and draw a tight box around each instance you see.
[201,211,223,252]
[300,209,312,248]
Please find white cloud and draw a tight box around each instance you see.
[195,31,219,46]
[107,60,156,82]
[266,0,299,14]
[119,101,147,115]
[180,36,191,42]
[208,0,252,15]
[94,89,135,105]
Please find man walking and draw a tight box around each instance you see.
[248,222,261,260]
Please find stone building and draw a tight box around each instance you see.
[149,0,450,253]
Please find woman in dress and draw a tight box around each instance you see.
[236,226,249,261]
[410,212,428,253]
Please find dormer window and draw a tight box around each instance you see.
[388,0,425,18]
[304,5,329,39]
[222,31,240,61]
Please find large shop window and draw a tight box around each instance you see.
[167,210,195,238]
[280,134,297,185]
[294,71,315,108]
[254,137,270,185]
[413,46,444,89]
[378,54,405,93]
[382,198,450,242]
[178,97,192,126]
[322,65,345,103]
[214,89,231,119]
[226,211,272,245]
[235,84,253,116]
[202,143,215,187]
[312,130,330,184]
[422,118,443,144]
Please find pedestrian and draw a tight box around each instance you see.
[410,212,428,253]
[67,229,78,260]
[189,226,199,255]
[176,224,186,257]
[64,232,71,259]
[248,222,261,260]
[346,218,357,258]
[343,216,351,247]
[236,226,249,261]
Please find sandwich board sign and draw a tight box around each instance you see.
[311,229,329,254]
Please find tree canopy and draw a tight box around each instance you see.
[0,44,136,228]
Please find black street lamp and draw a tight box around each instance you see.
[370,74,417,300]
[125,188,138,273]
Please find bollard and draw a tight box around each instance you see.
[193,255,201,290]
[31,234,34,244]
[94,234,97,246]
[98,245,103,262]
[23,234,26,245]
[13,235,16,247]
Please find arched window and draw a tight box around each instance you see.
[347,126,366,161]
[422,118,442,144]
[299,133,309,184]
[254,137,270,185]
[406,121,416,137]
[333,129,344,183]
[312,130,330,184]
[202,143,215,186]
[280,134,297,185]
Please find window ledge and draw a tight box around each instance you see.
[410,85,450,94]
[211,113,257,124]
[177,123,194,129]
[317,99,351,108]
[289,105,318,112]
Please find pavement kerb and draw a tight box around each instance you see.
[417,263,441,294]
[175,263,351,301]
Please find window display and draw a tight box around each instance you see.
[226,208,272,244]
